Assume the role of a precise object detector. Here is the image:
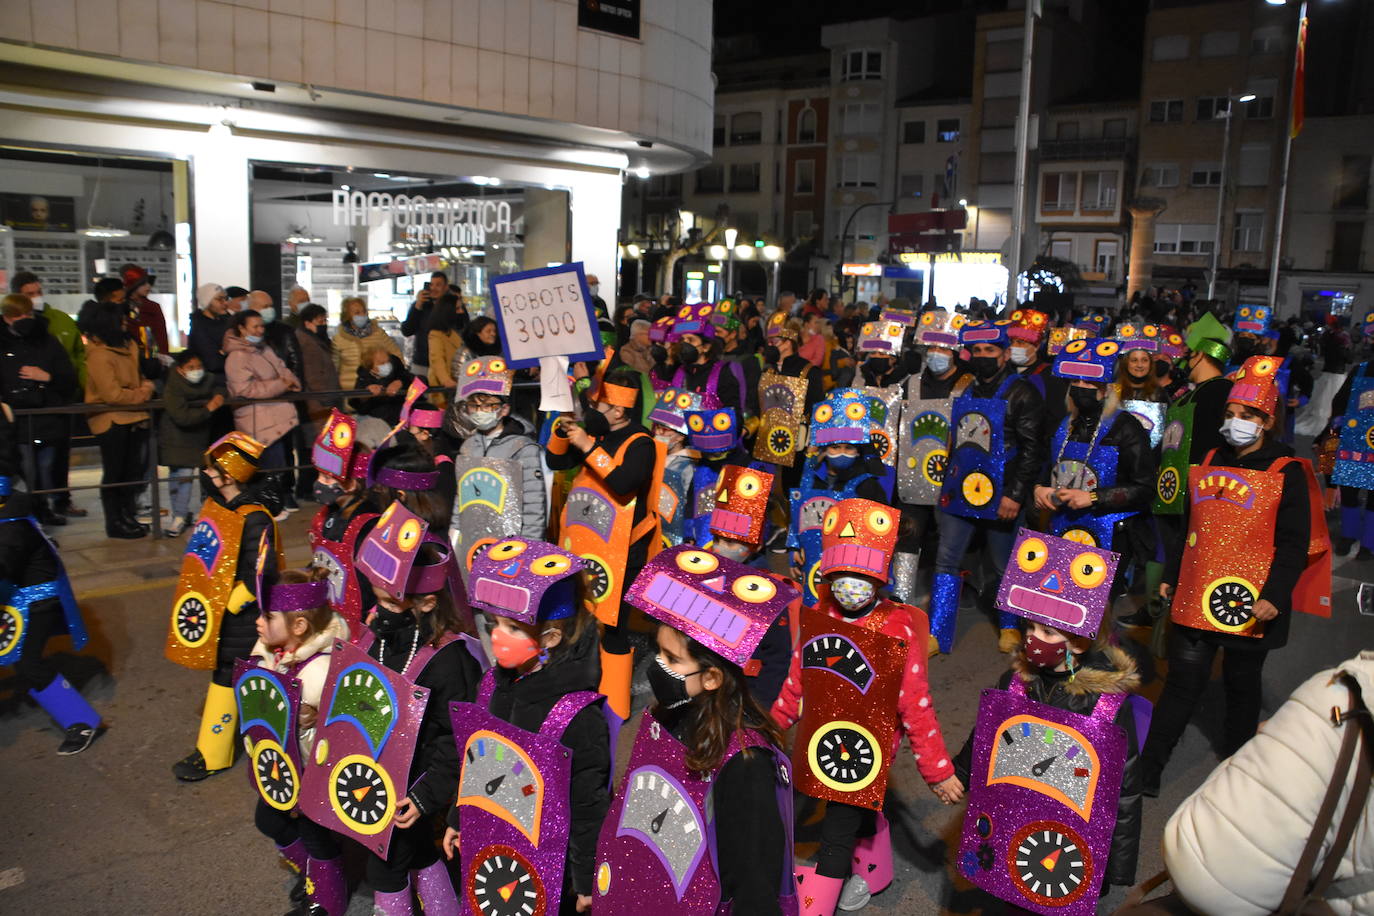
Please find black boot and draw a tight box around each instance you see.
[117,488,149,537]
[102,490,144,539]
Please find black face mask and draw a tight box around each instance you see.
[647,655,699,710]
[8,317,36,337]
[582,406,611,437]
[676,343,700,366]
[369,604,414,639]
[314,324,330,341]
[649,344,668,365]
[1233,338,1257,360]
[762,344,781,364]
[1069,386,1103,415]
[313,480,344,505]
[969,355,1002,379]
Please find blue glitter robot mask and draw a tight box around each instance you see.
[685,406,739,453]
[809,389,877,447]
[1053,338,1121,382]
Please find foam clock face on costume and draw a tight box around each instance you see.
[857,319,906,355]
[614,765,706,897]
[355,501,428,598]
[458,730,544,842]
[996,529,1119,638]
[469,538,583,626]
[685,407,738,453]
[313,409,357,478]
[565,487,616,540]
[819,498,898,579]
[625,546,797,666]
[709,465,773,547]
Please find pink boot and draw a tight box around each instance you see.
[850,813,894,895]
[795,863,844,916]
[411,860,459,916]
[372,883,414,915]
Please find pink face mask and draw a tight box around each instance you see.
[490,626,541,670]
[1024,631,1069,669]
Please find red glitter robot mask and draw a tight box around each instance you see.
[709,465,774,549]
[313,409,358,479]
[819,498,899,580]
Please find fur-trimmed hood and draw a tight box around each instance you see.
[1012,643,1141,698]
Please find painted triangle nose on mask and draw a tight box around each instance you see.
[1040,571,1064,592]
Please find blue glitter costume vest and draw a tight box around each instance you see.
[0,516,86,667]
[941,374,1019,520]
[1048,412,1136,549]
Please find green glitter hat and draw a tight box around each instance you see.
[1185,312,1232,364]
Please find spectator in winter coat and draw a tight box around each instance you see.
[293,303,340,426]
[188,283,234,379]
[0,294,78,528]
[224,310,301,484]
[401,271,464,379]
[158,351,225,535]
[617,319,656,376]
[350,348,413,426]
[426,294,468,391]
[121,264,169,355]
[333,296,401,390]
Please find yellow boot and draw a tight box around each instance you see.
[173,682,238,781]
[927,634,942,658]
[599,648,634,721]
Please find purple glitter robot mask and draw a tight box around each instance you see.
[957,682,1128,916]
[469,538,585,626]
[625,546,798,667]
[355,501,429,599]
[450,672,602,916]
[234,658,305,812]
[300,639,430,857]
[996,529,1120,639]
[313,409,358,479]
[649,388,705,435]
[685,406,739,454]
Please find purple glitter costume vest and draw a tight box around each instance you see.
[448,668,602,916]
[593,709,798,916]
[233,656,305,812]
[956,677,1128,916]
[672,360,744,409]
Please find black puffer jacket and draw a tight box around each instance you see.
[968,363,1047,508]
[1039,406,1156,512]
[0,313,78,444]
[955,645,1142,888]
[446,623,610,897]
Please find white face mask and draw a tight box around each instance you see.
[1009,346,1034,366]
[376,361,394,378]
[258,307,276,324]
[183,368,206,384]
[29,296,44,311]
[468,408,502,431]
[1220,416,1262,448]
[589,283,600,297]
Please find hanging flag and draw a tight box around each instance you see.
[1290,15,1307,139]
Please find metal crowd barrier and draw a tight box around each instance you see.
[9,379,543,539]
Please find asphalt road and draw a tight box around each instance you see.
[2,487,1370,914]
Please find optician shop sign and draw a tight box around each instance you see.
[331,189,515,248]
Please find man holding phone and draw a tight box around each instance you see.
[401,271,464,380]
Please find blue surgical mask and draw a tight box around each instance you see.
[827,453,858,471]
[258,307,276,324]
[245,334,264,345]
[351,314,369,329]
[925,351,952,374]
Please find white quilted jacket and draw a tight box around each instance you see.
[1163,650,1374,915]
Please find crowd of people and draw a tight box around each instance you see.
[2,270,1367,915]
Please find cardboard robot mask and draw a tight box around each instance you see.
[685,406,739,454]
[355,501,432,599]
[915,309,966,349]
[819,498,899,580]
[469,538,584,626]
[313,409,359,479]
[1053,338,1121,382]
[996,529,1120,638]
[457,356,513,401]
[856,319,907,356]
[1113,323,1161,353]
[648,388,705,436]
[810,389,877,447]
[709,465,773,550]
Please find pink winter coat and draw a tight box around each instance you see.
[224,332,300,447]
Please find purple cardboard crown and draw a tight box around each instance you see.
[996,528,1120,638]
[469,538,585,626]
[625,546,797,666]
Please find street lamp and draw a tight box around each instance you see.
[762,244,784,306]
[1207,89,1254,300]
[1267,0,1310,311]
[723,228,739,292]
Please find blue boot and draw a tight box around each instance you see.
[29,675,102,756]
[929,573,962,654]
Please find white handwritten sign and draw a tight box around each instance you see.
[488,262,603,369]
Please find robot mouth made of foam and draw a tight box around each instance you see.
[1236,321,1266,333]
[472,577,531,619]
[1004,584,1087,629]
[859,341,895,354]
[712,508,753,539]
[821,543,887,576]
[642,573,750,648]
[1058,362,1107,380]
[921,333,959,348]
[693,432,735,451]
[815,427,866,445]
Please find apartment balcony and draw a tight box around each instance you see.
[1039,138,1132,162]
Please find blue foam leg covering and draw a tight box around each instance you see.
[929,573,962,654]
[1342,506,1362,540]
[29,676,100,731]
[1362,509,1374,551]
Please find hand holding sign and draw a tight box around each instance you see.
[488,262,603,368]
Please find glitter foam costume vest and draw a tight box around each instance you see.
[1048,413,1135,550]
[941,374,1019,520]
[0,515,86,667]
[309,505,379,641]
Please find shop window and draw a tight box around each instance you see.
[936,119,960,142]
[794,159,816,194]
[1141,163,1179,188]
[1152,35,1189,61]
[903,120,926,144]
[797,107,818,143]
[729,163,761,192]
[1233,211,1264,252]
[1332,221,1364,271]
[1149,99,1184,123]
[837,154,879,188]
[1200,31,1239,57]
[841,49,883,81]
[1238,144,1271,187]
[1196,97,1231,121]
[1041,172,1077,211]
[1190,163,1222,187]
[1103,118,1127,139]
[696,165,725,194]
[839,103,881,135]
[899,173,924,198]
[730,111,763,146]
[1081,171,1118,210]
[1336,155,1371,210]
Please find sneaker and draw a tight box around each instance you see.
[172,748,234,781]
[136,510,153,525]
[998,627,1022,654]
[838,874,872,911]
[1117,607,1153,628]
[58,723,101,756]
[36,508,68,527]
[273,509,291,522]
[284,496,301,512]
[765,526,789,553]
[163,516,188,537]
